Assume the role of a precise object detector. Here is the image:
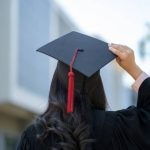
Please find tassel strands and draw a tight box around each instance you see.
[67,48,81,113]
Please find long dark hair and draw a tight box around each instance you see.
[35,62,106,150]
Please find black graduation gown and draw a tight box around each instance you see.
[16,78,150,150]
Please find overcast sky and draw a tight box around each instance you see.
[55,0,150,47]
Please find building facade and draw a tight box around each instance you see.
[0,0,78,149]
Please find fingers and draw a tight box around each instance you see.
[108,43,133,58]
[108,46,122,57]
[108,43,125,57]
[108,43,131,52]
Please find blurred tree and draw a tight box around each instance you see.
[139,23,150,59]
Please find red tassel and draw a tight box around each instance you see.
[67,48,79,113]
[67,71,74,113]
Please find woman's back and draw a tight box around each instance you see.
[17,77,150,150]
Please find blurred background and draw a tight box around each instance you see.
[0,0,150,149]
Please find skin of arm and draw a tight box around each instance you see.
[108,43,143,80]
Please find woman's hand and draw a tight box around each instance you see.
[108,43,143,80]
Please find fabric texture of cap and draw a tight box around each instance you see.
[37,31,116,77]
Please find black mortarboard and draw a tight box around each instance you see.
[37,31,116,113]
[37,31,116,77]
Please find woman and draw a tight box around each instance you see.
[17,43,150,150]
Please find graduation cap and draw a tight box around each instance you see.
[37,31,116,113]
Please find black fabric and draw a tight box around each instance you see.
[37,31,116,77]
[16,78,150,150]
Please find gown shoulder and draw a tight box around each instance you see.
[93,77,150,150]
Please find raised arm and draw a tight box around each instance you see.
[109,43,150,109]
[108,43,143,80]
